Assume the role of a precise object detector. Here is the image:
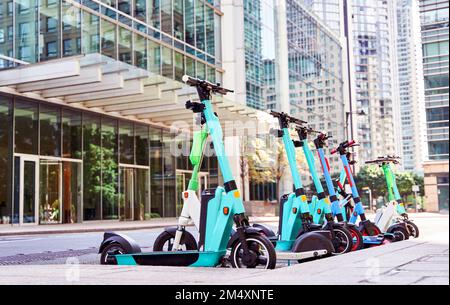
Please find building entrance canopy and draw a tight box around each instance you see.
[0,54,266,132]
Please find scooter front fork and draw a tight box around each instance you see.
[234,213,251,254]
[172,225,186,251]
[323,213,336,239]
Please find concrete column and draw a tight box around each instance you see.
[220,0,247,105]
[275,0,290,113]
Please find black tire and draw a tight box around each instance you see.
[153,231,198,251]
[230,234,276,269]
[348,226,364,251]
[392,226,409,241]
[331,227,353,254]
[406,221,419,238]
[100,243,127,265]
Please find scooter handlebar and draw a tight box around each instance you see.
[270,110,307,126]
[330,140,358,155]
[182,75,234,95]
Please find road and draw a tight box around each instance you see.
[0,213,447,284]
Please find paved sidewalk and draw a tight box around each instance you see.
[0,213,447,285]
[0,216,277,236]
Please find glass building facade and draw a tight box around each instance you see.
[0,93,219,224]
[0,0,223,224]
[0,0,222,82]
[419,0,449,161]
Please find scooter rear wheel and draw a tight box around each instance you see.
[391,226,409,241]
[153,231,198,251]
[230,234,276,269]
[332,227,353,254]
[348,227,364,251]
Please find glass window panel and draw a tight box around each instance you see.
[0,0,14,66]
[0,96,12,224]
[149,0,160,29]
[40,0,60,61]
[174,51,184,81]
[134,0,146,21]
[62,109,82,159]
[135,168,150,220]
[101,19,117,59]
[148,39,161,74]
[135,124,149,166]
[161,45,173,78]
[185,0,195,46]
[205,5,214,55]
[119,121,134,164]
[134,33,147,69]
[196,61,205,79]
[101,118,119,220]
[186,56,195,77]
[161,0,172,35]
[173,0,184,40]
[15,0,38,62]
[117,0,131,15]
[82,11,100,54]
[62,0,81,57]
[39,104,61,157]
[195,0,205,50]
[14,99,38,154]
[150,128,163,217]
[83,114,101,220]
[163,131,175,217]
[207,65,215,83]
[118,27,132,64]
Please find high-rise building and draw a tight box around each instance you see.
[350,0,401,162]
[419,0,449,212]
[396,0,427,172]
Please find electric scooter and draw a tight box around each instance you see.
[293,125,353,254]
[314,133,365,251]
[366,156,418,238]
[331,140,396,246]
[99,76,277,268]
[251,111,338,262]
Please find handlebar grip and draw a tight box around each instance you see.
[330,148,337,155]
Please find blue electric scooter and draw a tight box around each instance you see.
[314,133,364,250]
[99,76,277,268]
[293,125,353,254]
[252,111,336,261]
[331,140,396,247]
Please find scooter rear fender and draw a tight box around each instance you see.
[227,226,266,249]
[98,232,142,254]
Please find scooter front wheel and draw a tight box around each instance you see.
[406,221,419,238]
[100,243,127,265]
[230,234,276,269]
[153,231,198,251]
[348,226,364,251]
[331,227,353,254]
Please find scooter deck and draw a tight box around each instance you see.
[114,250,226,267]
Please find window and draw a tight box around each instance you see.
[101,118,119,220]
[119,121,134,164]
[62,109,82,159]
[150,128,163,217]
[0,96,12,224]
[135,124,149,166]
[39,104,61,157]
[14,100,38,155]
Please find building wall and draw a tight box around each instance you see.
[396,0,427,173]
[0,0,223,82]
[351,0,400,163]
[423,161,449,212]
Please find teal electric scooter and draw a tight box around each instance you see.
[99,76,277,268]
[293,125,353,254]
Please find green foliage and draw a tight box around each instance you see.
[355,166,424,201]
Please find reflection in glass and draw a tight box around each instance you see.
[14,100,38,155]
[135,168,149,220]
[101,19,116,59]
[0,97,12,224]
[83,114,101,220]
[173,0,184,40]
[148,40,161,74]
[174,51,184,81]
[119,121,134,164]
[0,0,14,68]
[62,109,82,159]
[82,11,100,54]
[134,0,146,22]
[162,46,173,78]
[161,0,172,35]
[185,0,195,46]
[62,161,81,223]
[62,0,81,57]
[15,0,38,62]
[39,104,61,157]
[195,0,205,50]
[135,124,149,166]
[134,33,147,69]
[39,160,61,224]
[23,160,36,223]
[163,131,176,217]
[119,167,133,221]
[101,118,118,220]
[40,0,60,60]
[150,128,163,217]
[118,27,132,64]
